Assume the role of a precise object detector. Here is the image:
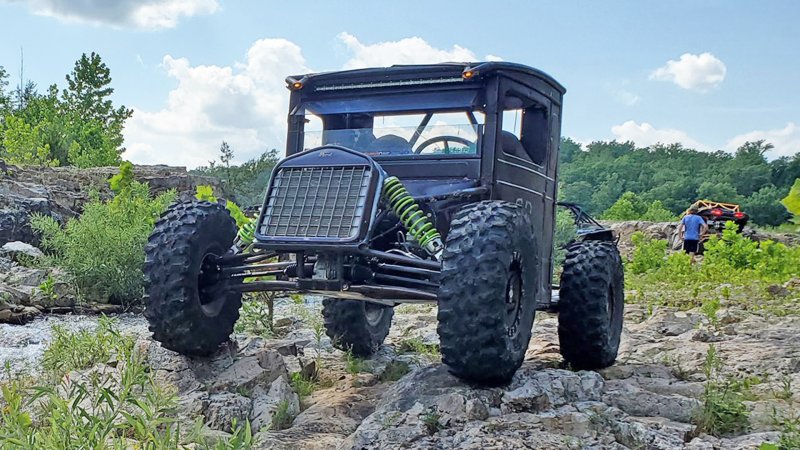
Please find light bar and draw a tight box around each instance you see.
[315,76,465,92]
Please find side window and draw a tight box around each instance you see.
[520,106,548,166]
[500,96,549,166]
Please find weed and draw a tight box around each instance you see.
[379,360,411,383]
[344,349,368,375]
[397,336,440,356]
[41,315,133,379]
[421,407,442,435]
[36,276,57,301]
[701,297,721,329]
[775,375,794,401]
[290,372,316,398]
[271,400,295,431]
[692,344,750,437]
[235,297,273,338]
[395,304,435,314]
[289,293,304,304]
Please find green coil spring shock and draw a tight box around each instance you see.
[382,176,444,258]
[237,220,256,247]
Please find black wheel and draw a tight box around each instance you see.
[558,240,624,370]
[437,201,538,385]
[143,201,242,356]
[322,299,394,357]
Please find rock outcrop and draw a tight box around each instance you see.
[0,162,223,245]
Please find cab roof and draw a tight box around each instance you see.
[287,62,566,97]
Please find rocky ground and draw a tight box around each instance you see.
[3,297,797,449]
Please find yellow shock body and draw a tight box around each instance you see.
[382,176,444,258]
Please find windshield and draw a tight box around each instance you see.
[303,111,483,157]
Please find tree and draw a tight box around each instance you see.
[741,185,791,226]
[602,191,646,220]
[1,115,56,166]
[62,52,132,165]
[696,181,741,203]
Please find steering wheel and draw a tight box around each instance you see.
[414,135,474,154]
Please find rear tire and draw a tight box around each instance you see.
[144,201,242,356]
[558,240,624,370]
[322,299,394,357]
[437,201,538,385]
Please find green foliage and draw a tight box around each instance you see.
[0,319,253,449]
[693,345,750,437]
[270,400,295,431]
[782,178,800,224]
[0,53,130,168]
[36,276,57,302]
[741,185,791,227]
[41,316,132,379]
[234,297,273,338]
[192,145,280,207]
[344,349,368,374]
[195,184,217,202]
[397,336,439,356]
[1,115,56,166]
[379,360,411,383]
[421,407,443,435]
[627,232,668,274]
[108,160,134,193]
[558,138,797,227]
[30,164,176,304]
[289,373,316,398]
[602,192,676,222]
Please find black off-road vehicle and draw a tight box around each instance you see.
[144,62,624,384]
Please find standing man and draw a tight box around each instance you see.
[678,207,708,264]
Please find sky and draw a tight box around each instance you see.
[0,0,798,168]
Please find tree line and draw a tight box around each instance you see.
[558,138,800,226]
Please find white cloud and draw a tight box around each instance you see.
[338,33,478,69]
[123,38,310,167]
[649,52,726,92]
[124,34,496,168]
[611,120,708,150]
[9,0,219,29]
[725,122,800,158]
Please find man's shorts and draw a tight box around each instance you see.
[683,239,699,253]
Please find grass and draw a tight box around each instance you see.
[41,315,133,380]
[0,318,254,449]
[397,336,440,356]
[344,349,368,375]
[289,372,316,398]
[270,400,295,431]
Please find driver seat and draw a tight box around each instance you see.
[367,135,413,155]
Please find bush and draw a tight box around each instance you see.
[30,163,176,304]
[627,232,668,274]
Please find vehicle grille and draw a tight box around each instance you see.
[259,166,372,239]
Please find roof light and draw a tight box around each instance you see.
[463,70,474,79]
[286,77,304,90]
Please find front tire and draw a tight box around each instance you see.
[558,240,624,370]
[322,299,394,357]
[143,201,242,356]
[437,201,538,385]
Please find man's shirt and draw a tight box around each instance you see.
[681,214,705,241]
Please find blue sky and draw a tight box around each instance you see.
[1,0,798,167]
